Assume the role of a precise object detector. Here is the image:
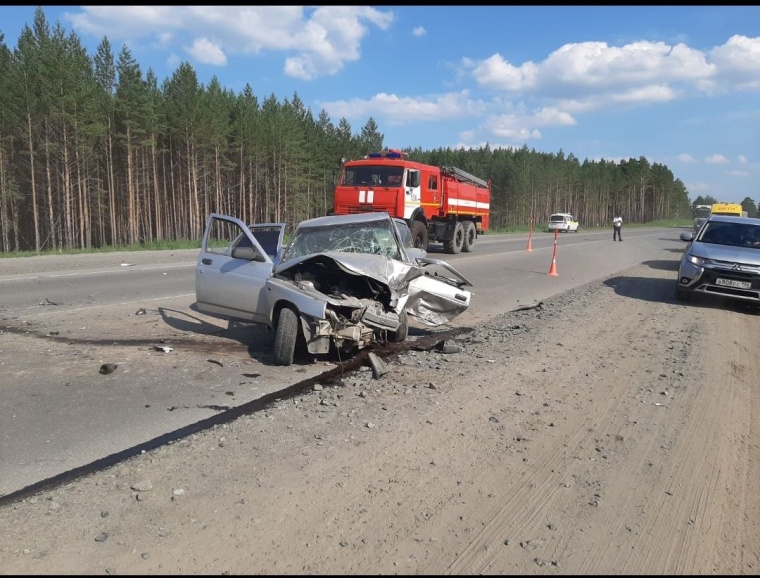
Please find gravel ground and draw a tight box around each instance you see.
[1,260,759,575]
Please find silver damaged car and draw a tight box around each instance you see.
[676,214,760,304]
[195,212,473,366]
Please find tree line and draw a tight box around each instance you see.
[0,7,695,254]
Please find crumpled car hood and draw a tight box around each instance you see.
[275,251,421,287]
[273,252,467,325]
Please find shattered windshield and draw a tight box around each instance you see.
[282,220,402,262]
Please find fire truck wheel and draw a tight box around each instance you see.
[445,221,465,254]
[462,221,476,252]
[411,221,428,250]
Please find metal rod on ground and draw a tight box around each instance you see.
[547,228,559,276]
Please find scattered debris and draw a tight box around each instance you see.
[120,262,134,267]
[510,301,543,312]
[208,359,224,367]
[130,480,153,492]
[39,298,60,306]
[99,363,117,375]
[153,345,174,353]
[368,352,389,379]
[520,539,543,550]
[135,308,147,315]
[436,340,462,354]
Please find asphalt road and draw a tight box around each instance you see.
[0,226,687,497]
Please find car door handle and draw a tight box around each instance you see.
[202,258,212,265]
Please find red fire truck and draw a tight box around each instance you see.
[332,149,491,254]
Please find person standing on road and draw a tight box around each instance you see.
[613,215,623,241]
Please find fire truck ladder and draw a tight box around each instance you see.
[442,166,489,189]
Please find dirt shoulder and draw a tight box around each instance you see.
[1,259,759,574]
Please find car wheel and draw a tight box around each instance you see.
[411,220,428,250]
[462,221,476,252]
[389,310,408,343]
[274,307,299,366]
[675,285,691,302]
[444,221,465,254]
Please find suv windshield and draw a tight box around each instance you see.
[698,221,760,248]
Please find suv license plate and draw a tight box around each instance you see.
[716,278,751,289]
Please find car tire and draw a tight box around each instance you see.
[274,307,299,366]
[411,220,428,250]
[444,221,465,254]
[389,309,408,343]
[462,221,476,252]
[675,285,691,302]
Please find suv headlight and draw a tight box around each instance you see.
[687,255,710,267]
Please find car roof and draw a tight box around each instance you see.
[297,212,392,229]
[550,213,573,217]
[705,215,760,224]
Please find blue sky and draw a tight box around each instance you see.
[2,6,759,204]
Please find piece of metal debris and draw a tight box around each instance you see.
[368,352,389,379]
[207,359,224,367]
[40,298,60,306]
[510,301,543,312]
[436,340,461,354]
[135,308,147,315]
[99,363,117,375]
[153,345,174,353]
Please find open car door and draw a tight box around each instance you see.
[195,213,285,323]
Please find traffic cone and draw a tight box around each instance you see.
[526,235,533,252]
[547,228,559,276]
[547,255,558,276]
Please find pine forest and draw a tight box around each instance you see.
[0,8,696,254]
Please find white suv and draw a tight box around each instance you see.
[548,213,579,233]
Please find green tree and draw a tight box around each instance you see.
[740,197,757,218]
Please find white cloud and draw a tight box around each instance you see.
[727,170,749,177]
[319,90,487,125]
[739,155,748,164]
[709,35,760,90]
[679,154,697,163]
[686,182,711,193]
[64,6,395,80]
[485,107,576,142]
[412,26,426,37]
[186,38,227,66]
[470,40,714,96]
[471,53,539,92]
[706,154,730,164]
[468,35,760,112]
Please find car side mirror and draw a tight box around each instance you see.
[407,247,427,261]
[679,231,694,242]
[232,245,265,261]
